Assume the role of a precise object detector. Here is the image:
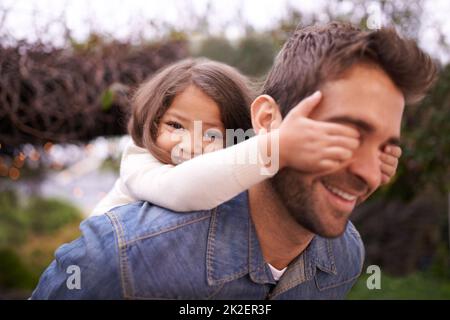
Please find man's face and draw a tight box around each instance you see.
[271,63,405,238]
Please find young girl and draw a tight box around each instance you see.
[91,58,401,216]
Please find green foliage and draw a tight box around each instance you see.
[0,190,81,245]
[26,197,81,235]
[100,89,114,111]
[385,65,450,200]
[235,36,277,77]
[0,249,36,289]
[429,244,450,280]
[0,189,82,292]
[169,30,188,42]
[348,271,450,300]
[195,37,236,67]
[194,35,277,77]
[99,156,120,173]
[0,191,31,247]
[70,33,107,53]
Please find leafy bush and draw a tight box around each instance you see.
[0,191,31,247]
[0,190,81,243]
[26,197,81,235]
[0,189,82,293]
[194,34,277,77]
[0,249,36,289]
[348,270,450,300]
[234,36,277,77]
[195,37,237,67]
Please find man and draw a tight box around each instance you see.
[31,22,436,299]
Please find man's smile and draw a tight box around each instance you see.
[316,180,356,214]
[322,181,358,201]
[316,175,369,215]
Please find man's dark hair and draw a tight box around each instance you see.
[263,21,438,116]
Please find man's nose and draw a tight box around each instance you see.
[347,147,382,191]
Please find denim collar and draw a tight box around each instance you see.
[206,191,337,288]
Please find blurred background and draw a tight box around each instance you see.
[0,0,449,299]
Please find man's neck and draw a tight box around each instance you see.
[248,181,314,270]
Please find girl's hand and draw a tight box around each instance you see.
[380,145,402,185]
[278,91,361,173]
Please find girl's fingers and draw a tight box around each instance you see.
[381,173,391,185]
[318,159,342,171]
[380,145,401,185]
[380,153,398,167]
[322,147,353,161]
[286,91,323,118]
[318,122,360,138]
[326,135,360,150]
[380,163,396,178]
[384,145,402,158]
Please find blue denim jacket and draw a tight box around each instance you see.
[31,192,365,300]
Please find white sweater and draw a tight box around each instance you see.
[90,135,277,216]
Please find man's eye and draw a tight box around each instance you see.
[166,121,184,130]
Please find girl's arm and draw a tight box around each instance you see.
[120,134,277,211]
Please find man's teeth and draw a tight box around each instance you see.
[323,183,357,201]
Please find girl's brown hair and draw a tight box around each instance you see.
[128,58,254,164]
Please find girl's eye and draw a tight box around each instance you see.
[166,121,184,130]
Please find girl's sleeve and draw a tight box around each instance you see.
[121,134,278,212]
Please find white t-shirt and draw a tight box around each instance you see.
[268,263,287,281]
[90,135,277,216]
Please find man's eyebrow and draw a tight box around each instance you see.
[324,115,401,146]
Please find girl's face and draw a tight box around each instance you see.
[156,85,225,164]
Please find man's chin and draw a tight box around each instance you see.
[292,202,350,238]
[308,179,355,238]
[271,168,356,239]
[310,218,349,239]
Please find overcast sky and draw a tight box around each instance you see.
[1,0,449,63]
[1,0,318,40]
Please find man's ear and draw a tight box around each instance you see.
[251,95,283,134]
